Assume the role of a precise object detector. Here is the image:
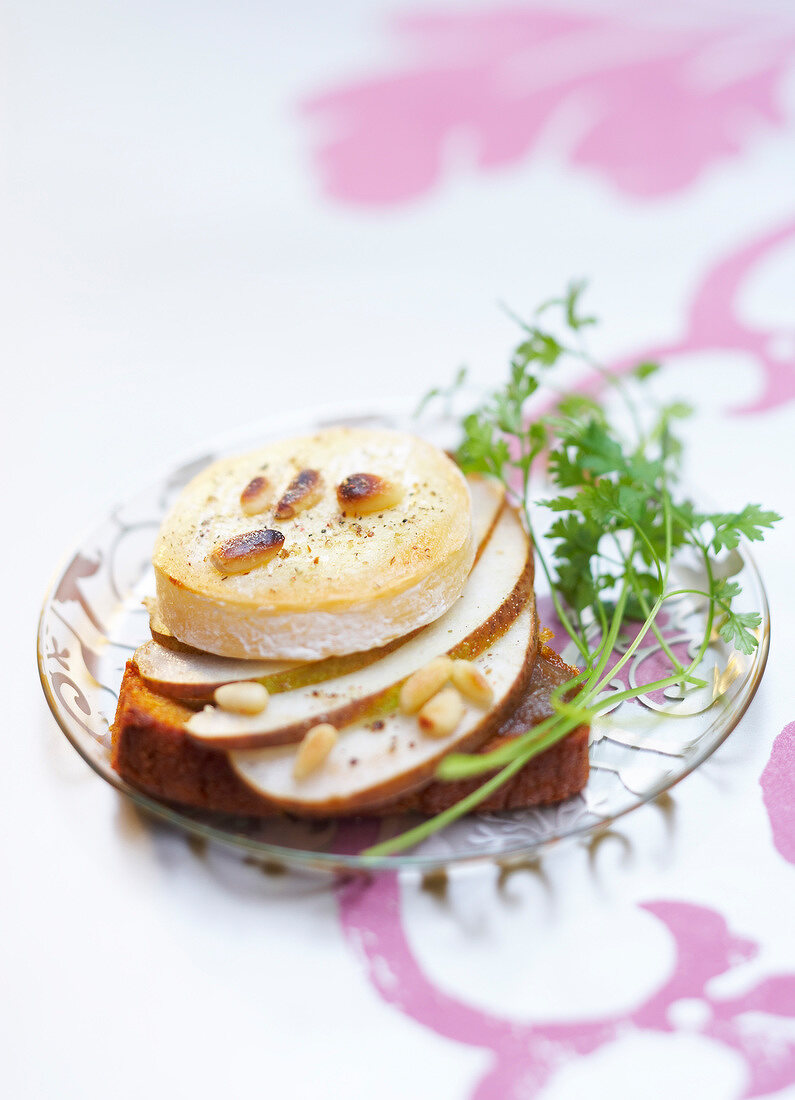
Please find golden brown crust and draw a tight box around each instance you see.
[152,457,503,662]
[153,428,472,613]
[111,644,589,818]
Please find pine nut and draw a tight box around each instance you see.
[210,528,285,574]
[450,659,494,708]
[336,473,404,515]
[293,723,338,779]
[418,687,464,739]
[399,656,454,714]
[240,475,271,516]
[213,681,269,715]
[275,469,324,519]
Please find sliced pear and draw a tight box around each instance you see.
[467,473,505,558]
[134,629,426,703]
[185,505,534,748]
[136,624,428,699]
[132,642,297,702]
[137,472,506,703]
[229,600,537,815]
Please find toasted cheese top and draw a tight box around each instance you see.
[153,427,473,616]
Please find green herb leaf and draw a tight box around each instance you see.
[718,610,762,655]
[709,505,782,552]
[634,361,661,380]
[381,282,782,860]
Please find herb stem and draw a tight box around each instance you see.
[363,750,537,859]
[386,281,779,860]
[521,503,590,662]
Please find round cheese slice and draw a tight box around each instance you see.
[153,427,474,660]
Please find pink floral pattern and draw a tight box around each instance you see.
[537,595,693,708]
[339,876,795,1098]
[607,221,795,416]
[308,12,795,1089]
[302,7,795,206]
[761,721,795,866]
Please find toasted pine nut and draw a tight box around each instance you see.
[450,659,494,708]
[240,475,271,516]
[336,473,404,515]
[275,469,324,519]
[418,687,464,739]
[210,528,284,574]
[399,656,454,714]
[293,723,338,779]
[214,681,269,715]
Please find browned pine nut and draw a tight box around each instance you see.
[213,681,269,715]
[210,528,285,574]
[336,473,404,515]
[417,686,464,739]
[275,469,324,519]
[399,656,454,714]
[293,723,338,779]
[240,475,271,516]
[450,659,494,708]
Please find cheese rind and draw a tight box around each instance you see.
[153,428,474,659]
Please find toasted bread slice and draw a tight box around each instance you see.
[154,428,475,660]
[111,646,589,819]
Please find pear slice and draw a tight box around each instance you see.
[136,473,506,703]
[132,643,298,702]
[229,600,537,815]
[136,620,425,703]
[467,473,505,559]
[185,505,534,748]
[143,596,200,653]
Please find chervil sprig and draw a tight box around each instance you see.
[364,283,780,859]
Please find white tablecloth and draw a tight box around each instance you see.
[6,2,795,1097]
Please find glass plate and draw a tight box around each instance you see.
[37,401,771,874]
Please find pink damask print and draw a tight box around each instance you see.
[302,7,795,206]
[607,221,795,416]
[536,594,692,710]
[509,220,795,418]
[339,875,795,1098]
[761,720,795,866]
